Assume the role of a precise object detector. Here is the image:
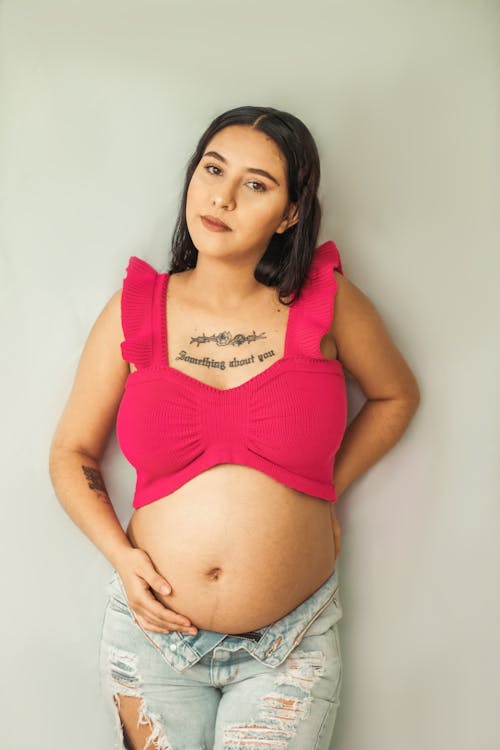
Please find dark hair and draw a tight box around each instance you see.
[168,105,322,305]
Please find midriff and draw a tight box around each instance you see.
[125,462,336,634]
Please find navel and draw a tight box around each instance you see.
[205,566,223,581]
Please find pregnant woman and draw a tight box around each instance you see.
[49,105,420,749]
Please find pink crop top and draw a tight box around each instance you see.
[116,239,347,508]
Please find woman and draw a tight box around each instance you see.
[49,105,420,749]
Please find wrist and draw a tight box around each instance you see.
[109,541,135,571]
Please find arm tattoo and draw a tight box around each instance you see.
[81,465,112,504]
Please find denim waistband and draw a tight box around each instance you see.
[108,566,341,673]
[233,629,265,642]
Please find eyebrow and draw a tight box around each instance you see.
[201,150,281,186]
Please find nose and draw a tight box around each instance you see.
[212,190,236,210]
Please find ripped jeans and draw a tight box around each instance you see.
[98,566,344,749]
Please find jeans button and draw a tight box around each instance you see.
[169,643,177,652]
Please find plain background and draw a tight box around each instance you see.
[1,1,499,748]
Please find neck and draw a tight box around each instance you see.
[185,253,267,310]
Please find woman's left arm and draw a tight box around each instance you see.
[331,270,421,504]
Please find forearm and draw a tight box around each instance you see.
[332,395,420,504]
[49,448,133,569]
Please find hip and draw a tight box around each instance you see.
[100,563,344,675]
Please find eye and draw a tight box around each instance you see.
[247,180,266,193]
[205,164,222,176]
[203,164,267,193]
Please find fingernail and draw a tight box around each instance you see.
[160,585,171,594]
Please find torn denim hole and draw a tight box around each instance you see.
[107,644,171,750]
[223,649,326,749]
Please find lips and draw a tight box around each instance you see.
[201,215,231,230]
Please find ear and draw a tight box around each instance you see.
[276,202,299,234]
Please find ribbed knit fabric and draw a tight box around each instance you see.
[117,240,347,508]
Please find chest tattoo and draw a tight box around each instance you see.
[174,348,276,371]
[189,329,267,347]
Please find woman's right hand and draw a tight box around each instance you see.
[115,547,198,636]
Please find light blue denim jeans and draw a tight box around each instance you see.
[98,566,344,749]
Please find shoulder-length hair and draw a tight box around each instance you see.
[168,105,322,305]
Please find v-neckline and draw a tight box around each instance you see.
[159,272,296,393]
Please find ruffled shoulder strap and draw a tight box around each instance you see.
[286,240,344,359]
[120,256,164,369]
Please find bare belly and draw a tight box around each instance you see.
[125,464,336,634]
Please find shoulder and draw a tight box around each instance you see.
[331,271,420,400]
[109,287,122,309]
[50,287,130,458]
[104,287,123,331]
[332,268,375,311]
[90,288,124,351]
[330,270,375,347]
[331,269,386,347]
[107,286,137,373]
[83,287,126,365]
